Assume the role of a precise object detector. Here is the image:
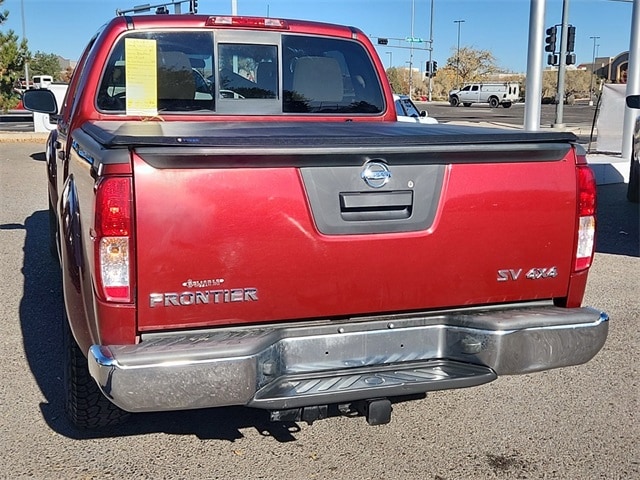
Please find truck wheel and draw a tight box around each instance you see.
[502,102,512,108]
[463,103,472,107]
[627,148,639,203]
[489,97,499,108]
[449,96,460,107]
[63,313,130,428]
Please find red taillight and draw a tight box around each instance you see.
[205,16,289,29]
[574,164,596,271]
[95,177,134,303]
[577,165,596,217]
[96,178,132,236]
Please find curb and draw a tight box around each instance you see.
[0,132,49,143]
[445,120,588,137]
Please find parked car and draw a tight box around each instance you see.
[394,94,438,124]
[625,95,640,203]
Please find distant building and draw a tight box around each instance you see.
[543,64,582,72]
[487,73,526,81]
[579,51,628,83]
[57,56,77,70]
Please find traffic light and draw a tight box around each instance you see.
[545,26,557,53]
[566,53,576,66]
[377,38,388,45]
[547,54,558,66]
[425,61,438,78]
[190,0,198,13]
[567,25,576,52]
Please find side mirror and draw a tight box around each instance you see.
[626,95,640,109]
[420,110,427,118]
[22,89,58,114]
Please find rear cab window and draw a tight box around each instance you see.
[96,29,384,116]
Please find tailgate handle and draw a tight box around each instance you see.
[339,191,413,221]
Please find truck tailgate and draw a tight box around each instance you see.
[90,122,580,331]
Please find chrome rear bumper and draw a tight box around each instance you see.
[88,304,608,413]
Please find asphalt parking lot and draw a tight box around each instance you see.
[1,139,638,479]
[416,101,600,144]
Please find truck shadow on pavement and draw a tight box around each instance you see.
[17,185,638,441]
[16,211,321,442]
[595,184,639,257]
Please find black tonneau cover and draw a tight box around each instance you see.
[82,121,577,149]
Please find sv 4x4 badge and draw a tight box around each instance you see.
[497,267,559,282]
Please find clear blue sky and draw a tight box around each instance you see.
[1,0,633,73]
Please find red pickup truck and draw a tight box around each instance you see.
[24,11,608,429]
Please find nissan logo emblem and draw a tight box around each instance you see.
[361,161,391,188]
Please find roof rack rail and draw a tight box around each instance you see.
[116,0,196,16]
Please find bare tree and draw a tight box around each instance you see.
[427,66,457,99]
[446,46,499,86]
[542,69,593,103]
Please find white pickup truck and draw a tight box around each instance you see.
[449,82,520,108]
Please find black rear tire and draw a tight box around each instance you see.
[63,313,130,428]
[463,103,472,107]
[502,102,512,108]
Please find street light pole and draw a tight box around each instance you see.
[20,0,29,89]
[454,19,465,87]
[589,35,600,106]
[428,0,434,101]
[523,0,546,131]
[409,0,415,99]
[553,0,570,128]
[386,51,393,69]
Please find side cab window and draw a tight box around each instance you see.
[58,31,101,130]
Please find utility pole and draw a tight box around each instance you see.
[524,0,546,131]
[553,0,570,128]
[622,0,640,163]
[589,35,600,106]
[454,19,465,87]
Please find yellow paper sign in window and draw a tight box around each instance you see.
[125,38,158,116]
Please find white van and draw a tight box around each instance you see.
[449,82,520,108]
[32,75,53,89]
